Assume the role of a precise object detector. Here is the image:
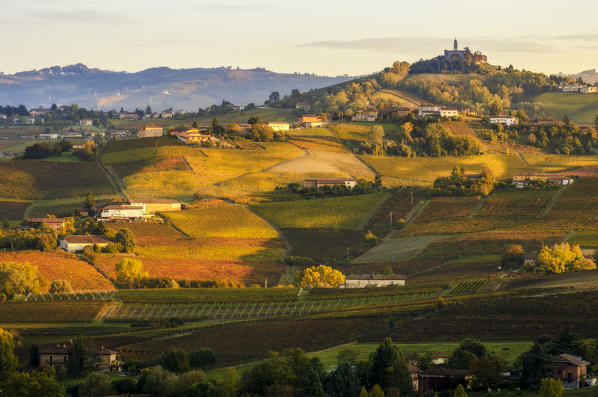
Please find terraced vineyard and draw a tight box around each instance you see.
[103,291,442,322]
[448,280,490,295]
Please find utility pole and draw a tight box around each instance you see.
[346,248,350,261]
[390,211,393,228]
[410,191,413,207]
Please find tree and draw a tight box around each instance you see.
[502,244,525,269]
[454,384,467,397]
[369,384,385,397]
[301,265,345,288]
[359,387,369,397]
[325,362,360,397]
[536,243,596,274]
[337,347,360,365]
[83,192,95,211]
[78,372,113,397]
[269,91,280,103]
[115,258,148,288]
[539,378,564,397]
[49,280,73,294]
[368,125,385,156]
[369,338,412,394]
[192,120,199,128]
[449,338,487,369]
[0,328,18,380]
[226,123,240,136]
[24,143,51,159]
[2,367,65,397]
[115,228,135,253]
[67,337,88,377]
[146,105,152,114]
[522,337,554,388]
[470,355,506,389]
[0,262,45,299]
[161,348,191,373]
[249,123,274,142]
[189,348,216,367]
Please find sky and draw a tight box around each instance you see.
[2,0,598,76]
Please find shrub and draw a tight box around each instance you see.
[501,244,525,269]
[0,262,46,298]
[49,280,73,294]
[102,243,118,254]
[161,348,190,373]
[189,348,216,368]
[364,230,378,244]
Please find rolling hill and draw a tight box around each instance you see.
[0,63,354,110]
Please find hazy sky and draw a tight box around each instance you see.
[2,0,598,76]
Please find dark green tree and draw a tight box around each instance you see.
[522,337,554,388]
[325,362,360,397]
[449,338,487,368]
[115,228,135,253]
[161,348,190,373]
[30,343,40,368]
[2,367,65,397]
[67,337,88,377]
[368,337,412,394]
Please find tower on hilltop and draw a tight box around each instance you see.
[454,39,458,51]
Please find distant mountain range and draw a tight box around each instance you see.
[0,64,354,111]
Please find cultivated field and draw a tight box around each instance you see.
[0,160,115,200]
[254,193,390,230]
[0,200,30,220]
[352,234,450,264]
[163,202,279,239]
[99,219,285,284]
[0,250,115,291]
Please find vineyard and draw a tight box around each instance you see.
[253,193,390,230]
[0,250,115,291]
[0,200,30,220]
[448,280,490,295]
[475,189,555,218]
[0,160,115,200]
[0,301,108,322]
[352,234,449,264]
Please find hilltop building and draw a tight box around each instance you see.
[559,83,598,93]
[128,198,182,213]
[379,107,412,120]
[99,204,145,220]
[443,39,487,64]
[78,118,93,126]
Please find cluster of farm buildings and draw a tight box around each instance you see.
[27,199,182,253]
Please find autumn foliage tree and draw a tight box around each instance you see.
[301,265,345,288]
[536,243,596,274]
[115,258,148,288]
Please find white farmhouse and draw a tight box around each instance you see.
[490,117,518,127]
[100,204,145,220]
[60,235,111,252]
[341,274,406,288]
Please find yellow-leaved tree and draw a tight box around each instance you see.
[536,243,596,274]
[300,265,345,288]
[115,258,148,288]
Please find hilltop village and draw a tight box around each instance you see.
[2,41,598,396]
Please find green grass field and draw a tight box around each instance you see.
[352,234,450,264]
[527,92,598,123]
[253,193,390,230]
